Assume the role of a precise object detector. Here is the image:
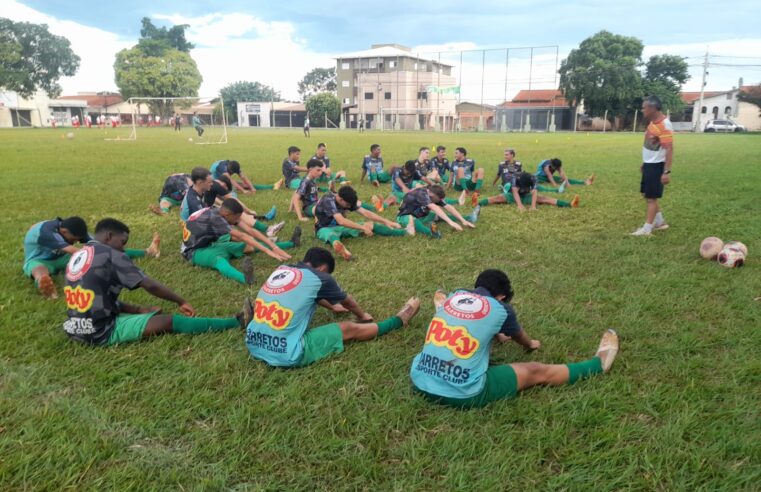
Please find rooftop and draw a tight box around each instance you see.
[335,44,452,67]
[499,89,571,108]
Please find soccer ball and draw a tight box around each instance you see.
[66,132,74,140]
[188,137,193,142]
[724,241,748,257]
[717,245,745,268]
[699,237,723,260]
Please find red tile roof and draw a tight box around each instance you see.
[499,89,571,108]
[680,91,724,104]
[58,94,123,107]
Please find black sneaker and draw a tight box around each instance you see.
[242,257,254,286]
[291,225,302,247]
[237,297,254,329]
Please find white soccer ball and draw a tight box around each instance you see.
[724,241,748,257]
[66,132,75,140]
[717,245,745,268]
[188,137,193,142]
[699,237,723,260]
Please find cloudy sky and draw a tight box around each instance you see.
[5,0,761,101]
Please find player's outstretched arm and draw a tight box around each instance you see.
[340,294,373,322]
[441,204,474,229]
[230,229,289,261]
[292,194,307,221]
[239,172,254,190]
[511,328,541,351]
[544,168,558,187]
[394,176,410,193]
[428,203,461,230]
[139,277,194,316]
[513,187,526,211]
[360,167,367,182]
[317,299,349,313]
[334,213,370,234]
[356,207,400,228]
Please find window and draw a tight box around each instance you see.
[701,106,707,114]
[341,80,349,87]
[417,91,427,100]
[343,98,350,104]
[341,62,350,70]
[384,92,392,100]
[389,61,396,68]
[364,92,374,100]
[724,106,732,115]
[421,64,427,71]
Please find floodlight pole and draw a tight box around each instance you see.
[694,50,709,133]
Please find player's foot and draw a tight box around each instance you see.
[653,221,670,231]
[145,232,161,258]
[458,190,467,206]
[267,221,285,237]
[329,180,337,193]
[333,241,353,261]
[433,290,447,310]
[429,222,442,239]
[470,191,480,208]
[273,178,284,190]
[595,329,619,373]
[372,180,380,188]
[558,181,567,193]
[264,205,277,221]
[630,225,652,236]
[371,195,384,212]
[242,257,255,286]
[405,218,415,236]
[37,274,57,299]
[587,174,596,185]
[290,225,302,247]
[467,206,481,223]
[396,297,421,326]
[237,296,254,328]
[339,180,351,187]
[148,203,167,216]
[570,195,580,208]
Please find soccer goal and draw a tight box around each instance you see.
[106,96,228,144]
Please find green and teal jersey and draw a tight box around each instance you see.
[451,158,475,179]
[410,287,521,399]
[246,263,347,367]
[535,159,556,178]
[23,218,89,267]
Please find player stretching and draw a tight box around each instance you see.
[450,147,485,207]
[292,159,325,221]
[478,172,579,211]
[282,146,309,190]
[211,159,283,195]
[312,143,349,191]
[150,173,191,215]
[431,145,451,185]
[397,186,477,239]
[536,158,595,192]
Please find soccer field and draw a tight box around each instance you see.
[1,127,759,490]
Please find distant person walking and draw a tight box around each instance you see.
[192,112,204,137]
[174,113,182,132]
[304,116,311,138]
[631,95,673,236]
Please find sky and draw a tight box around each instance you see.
[5,0,761,101]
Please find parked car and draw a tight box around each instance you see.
[705,119,746,132]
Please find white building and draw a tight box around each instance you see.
[0,90,87,127]
[684,84,761,132]
[236,102,307,128]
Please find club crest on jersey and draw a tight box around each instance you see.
[443,292,490,320]
[424,318,480,359]
[253,299,293,330]
[66,245,94,281]
[262,267,302,295]
[64,285,95,313]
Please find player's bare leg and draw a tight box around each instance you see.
[338,297,421,341]
[405,217,416,236]
[145,232,161,258]
[273,178,285,190]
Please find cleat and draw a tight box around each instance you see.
[242,257,255,285]
[145,232,161,258]
[273,178,285,190]
[587,174,596,185]
[467,205,481,223]
[429,222,442,239]
[238,296,254,328]
[38,275,57,299]
[333,241,353,261]
[264,205,277,221]
[570,195,580,208]
[405,217,416,236]
[470,191,480,208]
[396,297,421,326]
[630,226,652,237]
[433,290,447,310]
[595,329,620,373]
[458,190,467,206]
[266,221,285,237]
[149,203,167,216]
[371,195,384,213]
[290,225,302,247]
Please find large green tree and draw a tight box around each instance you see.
[298,67,336,101]
[738,85,761,116]
[641,54,690,115]
[220,81,281,123]
[113,19,201,117]
[305,92,340,127]
[0,18,80,98]
[139,17,194,53]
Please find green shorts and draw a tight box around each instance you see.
[288,178,302,190]
[416,365,519,409]
[107,312,157,346]
[391,190,405,202]
[536,173,553,183]
[396,212,435,227]
[505,193,533,205]
[316,225,362,244]
[412,180,426,189]
[303,204,316,218]
[296,323,344,367]
[316,174,331,183]
[159,197,181,206]
[454,179,477,192]
[23,255,70,277]
[191,235,246,267]
[370,170,391,183]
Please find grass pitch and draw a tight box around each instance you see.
[0,127,759,490]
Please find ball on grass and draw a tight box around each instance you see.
[700,237,724,260]
[188,137,193,142]
[717,246,745,268]
[66,132,74,140]
[724,241,748,257]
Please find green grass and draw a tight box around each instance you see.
[1,127,760,490]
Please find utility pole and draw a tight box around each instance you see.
[694,51,709,133]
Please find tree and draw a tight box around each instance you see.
[559,31,644,117]
[738,85,761,116]
[641,54,690,115]
[305,92,340,127]
[220,81,281,123]
[0,18,80,98]
[298,67,336,101]
[139,17,194,53]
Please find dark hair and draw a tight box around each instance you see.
[505,148,516,157]
[419,146,429,153]
[370,144,380,152]
[403,160,417,175]
[436,145,446,152]
[455,147,467,156]
[220,198,243,214]
[337,186,358,208]
[304,247,336,274]
[94,218,130,235]
[60,216,88,239]
[517,172,535,189]
[475,269,514,302]
[227,160,241,174]
[317,143,326,150]
[429,185,446,201]
[644,95,662,111]
[307,158,325,170]
[288,146,300,155]
[217,175,233,190]
[191,167,210,183]
[550,158,562,168]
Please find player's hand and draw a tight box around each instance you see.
[273,248,291,261]
[530,206,537,212]
[451,223,463,232]
[661,174,671,185]
[330,304,349,314]
[527,339,541,352]
[299,217,309,222]
[179,303,196,317]
[356,313,374,323]
[518,206,526,212]
[242,189,254,195]
[495,333,511,343]
[362,224,374,236]
[462,220,475,229]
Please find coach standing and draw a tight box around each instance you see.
[631,95,673,236]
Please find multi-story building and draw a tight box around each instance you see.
[335,44,458,130]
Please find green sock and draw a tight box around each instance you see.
[377,316,403,336]
[566,357,603,384]
[475,179,483,191]
[372,223,407,237]
[557,200,571,208]
[318,186,330,192]
[568,178,586,185]
[360,202,375,211]
[337,176,347,183]
[253,220,268,233]
[413,218,434,236]
[444,198,459,205]
[275,240,294,250]
[171,314,240,334]
[253,184,274,190]
[369,172,378,182]
[537,185,559,193]
[125,249,145,258]
[161,206,171,213]
[459,178,469,190]
[478,198,489,206]
[213,258,245,283]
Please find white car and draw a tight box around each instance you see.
[704,119,746,132]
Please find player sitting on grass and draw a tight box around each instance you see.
[182,199,298,284]
[536,158,595,192]
[431,145,451,185]
[492,148,523,188]
[312,143,349,191]
[282,146,309,190]
[246,247,421,368]
[373,160,430,212]
[397,185,477,238]
[314,186,409,261]
[450,147,485,207]
[180,167,213,221]
[24,216,159,299]
[211,159,283,195]
[413,147,434,184]
[150,173,191,215]
[62,218,252,346]
[360,144,391,186]
[292,159,325,221]
[205,174,283,238]
[410,268,619,409]
[478,172,580,211]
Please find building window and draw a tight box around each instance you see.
[364,92,374,100]
[341,80,349,87]
[384,92,392,100]
[421,64,427,71]
[417,92,427,100]
[343,98,350,104]
[725,106,732,115]
[389,61,396,68]
[341,62,350,70]
[701,106,707,114]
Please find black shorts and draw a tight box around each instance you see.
[640,162,665,199]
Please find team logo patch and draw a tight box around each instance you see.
[253,299,293,330]
[443,293,490,320]
[64,285,96,313]
[66,246,94,282]
[424,317,480,359]
[262,267,302,295]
